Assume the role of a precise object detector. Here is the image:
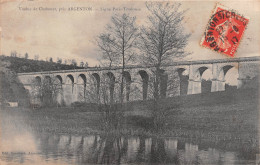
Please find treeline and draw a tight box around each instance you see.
[10,51,90,67]
[0,71,17,102]
[0,55,85,73]
[0,59,30,105]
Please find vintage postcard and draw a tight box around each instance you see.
[0,0,259,165]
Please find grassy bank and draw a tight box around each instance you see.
[1,89,258,154]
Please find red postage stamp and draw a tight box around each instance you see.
[201,4,249,57]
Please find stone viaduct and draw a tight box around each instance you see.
[17,56,260,106]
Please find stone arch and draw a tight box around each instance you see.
[201,68,213,93]
[138,70,149,100]
[218,65,237,90]
[122,71,131,101]
[44,75,52,83]
[32,76,42,104]
[92,73,100,95]
[65,74,74,92]
[176,68,188,95]
[159,69,168,98]
[54,75,63,105]
[106,72,115,103]
[78,74,87,102]
[64,74,74,105]
[218,65,234,81]
[43,76,52,89]
[55,75,63,84]
[35,76,42,85]
[42,76,53,105]
[196,67,209,80]
[193,66,212,94]
[67,75,74,82]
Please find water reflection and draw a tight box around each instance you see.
[2,132,255,165]
[0,111,256,165]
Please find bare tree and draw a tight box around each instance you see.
[71,59,77,67]
[31,77,62,107]
[138,2,190,100]
[10,51,17,57]
[57,58,62,64]
[84,62,89,68]
[24,52,29,59]
[96,13,139,103]
[80,61,84,67]
[138,2,190,130]
[34,55,39,61]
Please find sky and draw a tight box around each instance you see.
[1,0,260,85]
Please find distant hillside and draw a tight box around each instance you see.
[0,55,84,105]
[0,55,84,73]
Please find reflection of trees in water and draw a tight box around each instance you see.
[84,134,128,164]
[93,135,128,164]
[37,134,61,159]
[136,137,145,162]
[75,136,84,161]
[87,135,179,164]
[149,137,182,164]
[34,134,191,164]
[85,135,174,164]
[34,133,255,165]
[150,137,167,163]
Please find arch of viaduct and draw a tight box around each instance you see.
[17,56,260,106]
